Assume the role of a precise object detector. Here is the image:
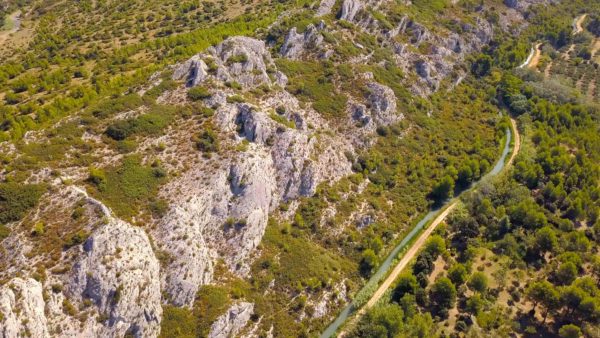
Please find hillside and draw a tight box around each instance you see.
[0,0,598,337]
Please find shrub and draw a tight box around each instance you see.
[106,107,174,141]
[91,155,168,218]
[194,129,219,153]
[88,94,143,119]
[88,167,107,187]
[160,306,197,338]
[187,86,211,101]
[0,183,46,224]
[226,53,248,65]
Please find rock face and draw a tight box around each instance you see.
[280,23,325,59]
[350,81,403,135]
[67,218,162,338]
[366,82,400,126]
[172,36,287,89]
[503,0,555,10]
[0,278,49,338]
[339,0,362,21]
[316,0,336,16]
[208,302,254,338]
[156,89,353,306]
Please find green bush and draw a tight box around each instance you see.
[194,129,219,153]
[88,94,144,119]
[91,155,168,218]
[226,54,248,65]
[0,183,46,224]
[187,86,211,101]
[106,106,174,140]
[160,306,197,338]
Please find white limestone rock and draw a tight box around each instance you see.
[67,217,162,338]
[280,24,325,59]
[172,36,285,89]
[208,302,254,338]
[0,278,49,338]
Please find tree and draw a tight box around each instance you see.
[555,262,578,286]
[430,175,455,202]
[558,324,582,338]
[360,249,379,276]
[526,281,559,322]
[448,263,468,286]
[471,54,493,77]
[429,277,457,313]
[535,226,558,254]
[352,304,404,338]
[424,235,446,257]
[466,293,485,315]
[468,272,489,293]
[393,273,419,302]
[187,86,211,101]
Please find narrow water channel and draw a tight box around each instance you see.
[320,127,512,338]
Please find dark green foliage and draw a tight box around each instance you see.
[429,277,457,313]
[447,263,468,285]
[471,54,492,77]
[88,94,144,119]
[91,155,167,218]
[392,273,419,302]
[276,59,348,119]
[350,304,435,338]
[187,86,211,101]
[106,106,174,140]
[0,183,45,224]
[194,129,219,153]
[360,249,379,276]
[430,175,455,202]
[558,324,582,338]
[467,272,488,293]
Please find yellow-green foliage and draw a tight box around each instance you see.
[159,306,197,338]
[0,182,46,224]
[90,155,167,218]
[276,59,348,119]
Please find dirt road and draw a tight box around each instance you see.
[346,118,521,330]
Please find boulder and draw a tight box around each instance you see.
[280,24,324,59]
[208,302,254,338]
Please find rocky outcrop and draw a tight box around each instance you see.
[67,217,162,338]
[208,302,254,338]
[503,0,554,10]
[339,0,362,21]
[280,23,325,59]
[159,65,354,305]
[366,82,400,125]
[172,36,287,89]
[350,81,402,133]
[316,0,337,16]
[0,278,49,338]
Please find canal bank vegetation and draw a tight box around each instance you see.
[347,39,600,338]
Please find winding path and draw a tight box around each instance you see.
[322,119,520,337]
